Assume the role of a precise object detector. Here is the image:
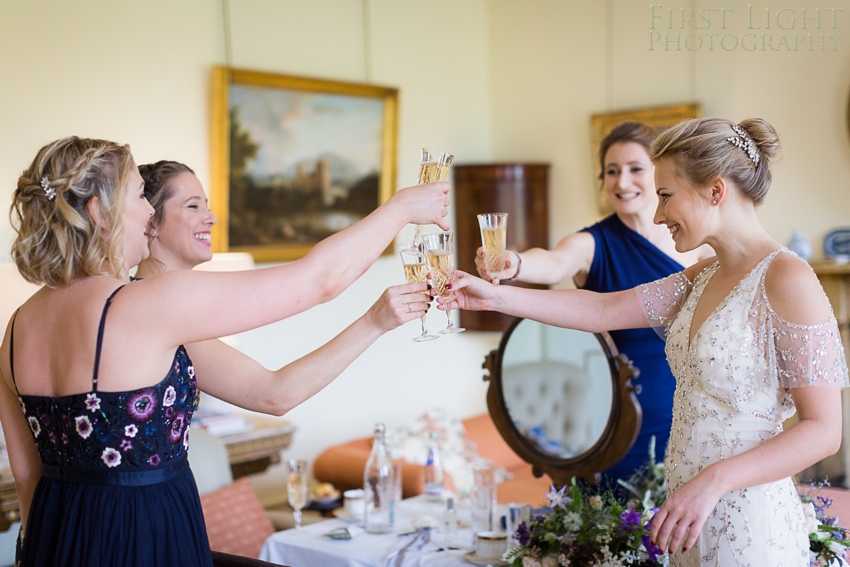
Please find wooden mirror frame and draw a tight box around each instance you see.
[482,317,642,487]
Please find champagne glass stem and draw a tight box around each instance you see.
[293,509,302,530]
[413,225,424,246]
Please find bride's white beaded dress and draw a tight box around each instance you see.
[639,248,849,567]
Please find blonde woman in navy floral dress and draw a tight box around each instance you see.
[447,118,848,566]
[0,137,450,567]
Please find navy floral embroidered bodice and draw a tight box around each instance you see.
[19,346,199,471]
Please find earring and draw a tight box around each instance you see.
[151,229,158,237]
[712,199,718,205]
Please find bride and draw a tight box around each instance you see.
[445,117,848,566]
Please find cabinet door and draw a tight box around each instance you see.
[453,164,549,332]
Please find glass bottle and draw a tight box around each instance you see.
[363,423,394,533]
[424,430,444,500]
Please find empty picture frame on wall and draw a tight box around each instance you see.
[590,103,702,216]
[210,66,399,262]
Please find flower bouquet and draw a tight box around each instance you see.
[505,437,850,567]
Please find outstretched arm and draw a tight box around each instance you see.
[446,271,649,332]
[121,182,450,348]
[187,282,431,415]
[475,232,596,285]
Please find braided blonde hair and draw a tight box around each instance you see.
[10,136,135,287]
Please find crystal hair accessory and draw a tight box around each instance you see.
[40,176,56,200]
[726,125,760,167]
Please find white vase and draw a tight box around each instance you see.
[788,229,813,260]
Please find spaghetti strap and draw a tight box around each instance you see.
[8,308,21,395]
[92,286,126,392]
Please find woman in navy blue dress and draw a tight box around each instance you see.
[476,122,710,481]
[0,136,450,567]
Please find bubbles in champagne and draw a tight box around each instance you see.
[481,228,507,272]
[404,263,428,284]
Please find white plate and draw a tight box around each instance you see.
[331,509,363,523]
[462,551,509,566]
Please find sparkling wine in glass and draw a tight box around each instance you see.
[477,213,508,273]
[397,242,438,342]
[422,231,465,334]
[413,148,454,246]
[287,459,309,530]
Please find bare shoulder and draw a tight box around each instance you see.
[764,252,832,325]
[552,231,595,254]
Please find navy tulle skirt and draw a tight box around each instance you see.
[21,459,212,567]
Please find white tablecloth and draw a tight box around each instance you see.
[260,495,504,567]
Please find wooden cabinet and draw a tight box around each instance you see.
[453,163,549,332]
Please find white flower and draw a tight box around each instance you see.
[162,386,176,408]
[85,393,101,412]
[522,557,542,567]
[563,511,582,532]
[541,556,558,567]
[187,365,195,378]
[828,541,848,555]
[75,416,92,439]
[101,447,121,468]
[27,416,40,438]
[802,501,819,534]
[589,495,603,510]
[124,424,138,438]
[183,425,190,450]
[18,397,26,414]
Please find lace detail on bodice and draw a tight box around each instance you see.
[19,347,199,471]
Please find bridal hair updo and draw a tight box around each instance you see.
[597,121,658,180]
[650,117,781,205]
[138,160,195,231]
[10,136,134,287]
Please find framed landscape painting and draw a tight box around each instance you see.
[210,67,398,262]
[590,103,702,215]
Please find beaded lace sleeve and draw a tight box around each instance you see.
[763,301,849,390]
[635,271,692,339]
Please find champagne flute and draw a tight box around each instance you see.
[477,213,508,273]
[412,148,454,246]
[286,459,309,530]
[422,231,465,334]
[397,242,439,342]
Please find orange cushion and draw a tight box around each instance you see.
[200,477,275,558]
[462,413,526,471]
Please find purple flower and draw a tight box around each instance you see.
[85,393,101,412]
[515,521,530,546]
[75,416,92,439]
[101,447,121,468]
[620,506,642,527]
[165,407,175,419]
[642,534,662,562]
[162,386,176,408]
[120,439,133,452]
[546,484,571,510]
[148,454,161,467]
[169,413,186,443]
[183,425,190,450]
[127,390,157,422]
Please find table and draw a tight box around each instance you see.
[260,496,505,567]
[205,414,296,479]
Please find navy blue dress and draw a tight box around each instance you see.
[10,286,213,567]
[581,214,682,481]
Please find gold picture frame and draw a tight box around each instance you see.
[590,103,702,215]
[210,66,399,262]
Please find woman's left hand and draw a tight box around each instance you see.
[650,466,726,555]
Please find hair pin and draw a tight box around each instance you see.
[40,176,56,200]
[726,125,759,167]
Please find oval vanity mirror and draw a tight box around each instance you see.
[482,318,642,486]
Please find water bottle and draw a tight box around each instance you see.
[363,423,394,533]
[423,430,444,500]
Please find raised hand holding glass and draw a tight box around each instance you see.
[422,231,465,334]
[397,242,438,342]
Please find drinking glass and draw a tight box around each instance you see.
[421,231,465,334]
[477,213,508,273]
[397,242,438,342]
[470,465,496,548]
[506,503,533,551]
[286,459,309,530]
[413,148,454,246]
